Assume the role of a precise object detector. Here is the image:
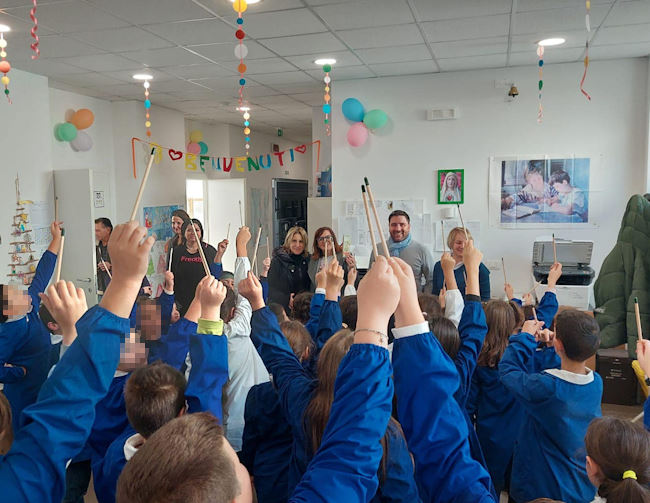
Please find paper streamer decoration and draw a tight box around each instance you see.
[0,31,11,104]
[580,0,592,101]
[537,44,544,123]
[30,0,39,60]
[322,64,332,136]
[234,0,250,153]
[142,78,152,137]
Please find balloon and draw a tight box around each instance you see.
[59,122,78,142]
[342,98,364,122]
[54,124,65,141]
[347,123,368,147]
[187,142,201,155]
[234,44,248,59]
[363,109,388,130]
[70,108,94,130]
[70,131,93,152]
[198,141,208,155]
[0,60,10,74]
[189,130,203,143]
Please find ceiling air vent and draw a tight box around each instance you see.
[426,108,458,121]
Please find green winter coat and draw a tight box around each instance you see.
[594,194,650,356]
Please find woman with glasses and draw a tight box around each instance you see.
[307,227,355,293]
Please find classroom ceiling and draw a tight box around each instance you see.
[1,0,649,137]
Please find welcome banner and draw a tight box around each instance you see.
[131,137,321,178]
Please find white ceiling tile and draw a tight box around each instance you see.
[143,19,233,46]
[188,41,275,62]
[412,0,512,21]
[73,27,173,52]
[87,0,215,24]
[510,30,586,52]
[595,23,650,44]
[338,23,424,49]
[432,36,507,58]
[422,14,510,42]
[437,53,507,72]
[517,0,614,12]
[11,58,88,76]
[241,9,327,38]
[244,85,289,97]
[0,11,56,37]
[368,59,438,76]
[162,63,237,79]
[606,1,650,26]
[152,78,211,92]
[106,68,177,83]
[283,50,362,69]
[7,1,129,34]
[307,64,375,80]
[32,34,108,58]
[244,57,299,74]
[314,0,413,30]
[53,71,125,88]
[514,4,610,35]
[120,47,208,66]
[355,44,431,64]
[98,82,147,97]
[1,0,69,7]
[286,92,324,105]
[252,70,316,85]
[268,82,321,93]
[508,47,584,66]
[192,0,304,15]
[56,54,144,72]
[259,32,345,56]
[587,41,650,59]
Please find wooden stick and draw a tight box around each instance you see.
[100,256,112,280]
[54,228,65,283]
[524,281,541,297]
[239,200,243,227]
[251,226,262,275]
[364,177,390,258]
[635,297,643,340]
[54,197,59,223]
[456,203,469,241]
[441,219,446,251]
[226,223,231,241]
[552,233,557,264]
[130,148,156,222]
[361,185,378,259]
[266,236,270,259]
[190,222,210,277]
[502,257,507,284]
[168,247,173,273]
[532,307,538,322]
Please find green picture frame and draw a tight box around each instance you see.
[438,169,464,204]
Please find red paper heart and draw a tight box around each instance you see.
[295,144,307,154]
[168,149,183,161]
[446,195,452,201]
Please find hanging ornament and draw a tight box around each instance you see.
[234,0,250,154]
[30,0,39,60]
[0,31,11,104]
[143,79,151,137]
[322,63,332,136]
[536,44,544,123]
[580,0,592,101]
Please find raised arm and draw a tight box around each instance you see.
[304,267,327,339]
[27,221,62,310]
[313,259,344,350]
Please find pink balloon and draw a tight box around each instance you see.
[187,142,201,155]
[347,122,368,147]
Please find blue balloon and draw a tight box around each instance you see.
[341,97,364,122]
[322,103,331,114]
[144,99,151,108]
[198,141,208,155]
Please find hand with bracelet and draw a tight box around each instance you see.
[389,257,425,328]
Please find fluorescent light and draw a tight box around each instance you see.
[538,38,565,47]
[133,73,153,81]
[314,58,336,65]
[229,0,262,3]
[0,25,11,32]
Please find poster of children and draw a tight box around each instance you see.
[143,204,183,296]
[491,157,590,226]
[438,170,464,204]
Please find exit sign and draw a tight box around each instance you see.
[277,128,283,137]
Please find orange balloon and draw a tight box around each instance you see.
[70,108,94,130]
[238,63,247,74]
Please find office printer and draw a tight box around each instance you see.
[532,238,595,286]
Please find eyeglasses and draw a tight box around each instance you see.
[317,235,333,242]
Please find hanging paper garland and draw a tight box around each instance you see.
[580,0,592,101]
[322,64,332,136]
[0,31,12,104]
[30,0,39,60]
[536,44,544,123]
[233,0,250,154]
[143,79,152,137]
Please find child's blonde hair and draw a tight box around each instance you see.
[447,227,473,249]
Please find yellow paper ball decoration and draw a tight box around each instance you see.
[233,0,247,13]
[244,127,251,135]
[1,76,8,85]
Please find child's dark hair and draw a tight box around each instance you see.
[268,303,287,323]
[1,285,7,323]
[339,295,358,330]
[94,217,113,231]
[431,317,460,359]
[220,287,237,323]
[509,300,525,331]
[291,292,313,324]
[39,304,57,333]
[549,170,571,186]
[418,293,442,321]
[585,416,650,503]
[0,391,12,455]
[280,320,314,362]
[555,309,600,361]
[479,300,516,368]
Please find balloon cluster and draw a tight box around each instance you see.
[187,130,209,156]
[54,108,94,151]
[0,31,11,103]
[233,0,251,153]
[342,98,388,147]
[322,64,332,136]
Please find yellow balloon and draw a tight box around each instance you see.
[233,0,247,13]
[189,130,203,143]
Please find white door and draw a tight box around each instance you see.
[205,179,246,272]
[54,169,98,305]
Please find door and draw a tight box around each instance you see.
[54,169,98,305]
[205,178,246,272]
[273,179,308,249]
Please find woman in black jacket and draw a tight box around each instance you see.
[267,226,311,312]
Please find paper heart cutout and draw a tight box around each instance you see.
[168,149,183,161]
[294,144,307,154]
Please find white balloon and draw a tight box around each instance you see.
[234,43,248,59]
[70,130,93,152]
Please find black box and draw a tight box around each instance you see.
[596,349,639,406]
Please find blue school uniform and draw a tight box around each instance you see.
[391,323,494,503]
[304,290,325,339]
[1,250,56,432]
[93,425,135,503]
[250,307,421,502]
[146,317,196,369]
[0,305,125,503]
[512,291,559,329]
[499,332,602,503]
[432,262,491,301]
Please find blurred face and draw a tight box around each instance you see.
[171,216,184,236]
[118,331,148,372]
[289,233,305,255]
[3,285,31,317]
[526,172,544,191]
[184,223,202,245]
[170,304,180,324]
[316,230,334,254]
[223,440,253,503]
[446,175,457,189]
[95,223,111,243]
[451,233,467,261]
[552,180,571,193]
[389,216,410,243]
[221,278,235,290]
[137,304,162,341]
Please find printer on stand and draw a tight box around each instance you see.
[532,238,596,310]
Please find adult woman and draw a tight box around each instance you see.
[164,209,190,254]
[432,227,491,300]
[170,218,217,316]
[307,227,351,292]
[267,226,310,311]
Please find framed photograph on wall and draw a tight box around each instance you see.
[438,169,464,204]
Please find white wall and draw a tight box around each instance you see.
[312,106,332,195]
[332,58,649,296]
